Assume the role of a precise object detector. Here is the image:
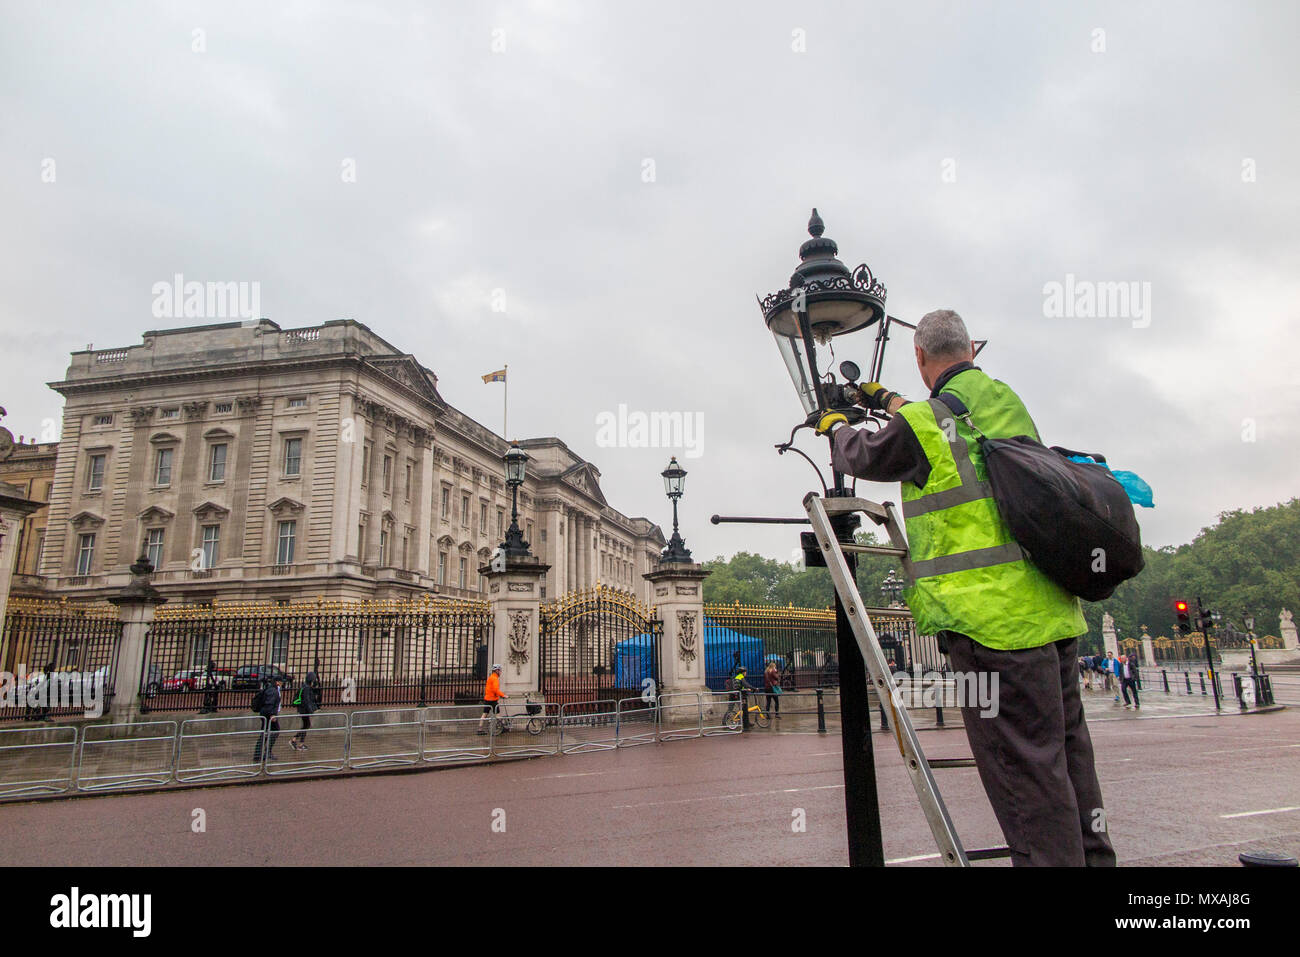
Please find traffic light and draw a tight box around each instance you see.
[1198,607,1215,632]
[1174,600,1191,634]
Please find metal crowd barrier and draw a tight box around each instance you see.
[616,696,658,748]
[176,715,268,783]
[266,711,348,776]
[347,709,423,769]
[0,725,78,798]
[491,700,561,759]
[0,691,752,800]
[422,704,492,764]
[78,720,177,792]
[559,699,620,753]
[656,692,703,740]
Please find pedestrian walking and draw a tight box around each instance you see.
[1120,655,1141,710]
[1107,652,1121,700]
[289,671,321,751]
[199,658,219,714]
[819,308,1115,866]
[763,660,783,718]
[251,676,282,764]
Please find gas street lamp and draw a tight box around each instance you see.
[500,442,531,558]
[659,456,693,564]
[881,568,905,608]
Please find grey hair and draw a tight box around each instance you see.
[914,310,973,361]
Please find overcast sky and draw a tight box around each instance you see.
[2,0,1297,566]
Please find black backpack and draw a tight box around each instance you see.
[250,687,266,713]
[936,394,1144,602]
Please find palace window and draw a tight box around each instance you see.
[93,414,113,426]
[480,503,487,534]
[214,402,233,414]
[404,462,412,501]
[208,443,227,482]
[154,448,173,486]
[383,455,392,493]
[288,396,307,409]
[380,529,389,566]
[438,551,447,585]
[441,487,450,520]
[76,533,95,575]
[86,453,106,491]
[283,437,302,476]
[458,557,467,589]
[201,525,220,569]
[496,509,504,538]
[159,408,179,420]
[276,521,297,565]
[461,494,469,527]
[145,528,165,569]
[362,443,371,488]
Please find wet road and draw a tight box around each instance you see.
[2,707,1297,866]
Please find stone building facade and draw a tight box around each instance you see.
[38,319,666,604]
[0,438,57,597]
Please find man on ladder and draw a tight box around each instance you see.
[814,309,1116,867]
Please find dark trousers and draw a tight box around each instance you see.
[945,633,1116,867]
[765,689,780,713]
[293,713,312,742]
[253,714,280,762]
[1121,677,1140,707]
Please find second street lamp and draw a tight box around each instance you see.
[500,442,531,558]
[659,456,693,563]
[881,569,904,608]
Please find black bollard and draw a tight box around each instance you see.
[815,688,826,734]
[1162,669,1169,693]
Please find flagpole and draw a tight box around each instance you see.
[503,364,508,439]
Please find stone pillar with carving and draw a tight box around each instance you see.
[1101,612,1118,659]
[108,555,167,721]
[1280,609,1298,651]
[643,562,711,696]
[1139,624,1156,667]
[481,554,550,696]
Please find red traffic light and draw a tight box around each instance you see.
[1175,601,1188,612]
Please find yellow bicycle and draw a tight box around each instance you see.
[725,698,770,729]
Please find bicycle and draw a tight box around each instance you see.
[490,700,547,736]
[725,697,770,730]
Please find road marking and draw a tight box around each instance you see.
[521,771,611,781]
[886,852,942,864]
[612,783,843,809]
[1204,744,1300,756]
[1220,806,1300,819]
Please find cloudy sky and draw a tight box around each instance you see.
[2,0,1296,565]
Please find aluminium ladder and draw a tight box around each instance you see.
[804,491,1011,866]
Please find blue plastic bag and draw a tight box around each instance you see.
[1065,455,1154,508]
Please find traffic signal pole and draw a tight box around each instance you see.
[1196,596,1222,710]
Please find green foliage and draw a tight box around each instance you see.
[702,529,905,610]
[1082,498,1300,653]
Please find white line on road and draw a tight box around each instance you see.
[885,852,942,864]
[1203,744,1300,756]
[521,771,611,781]
[612,783,844,809]
[1220,806,1300,819]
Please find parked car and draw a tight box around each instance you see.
[231,665,294,690]
[199,667,234,690]
[163,670,205,692]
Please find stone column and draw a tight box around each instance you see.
[1140,626,1156,667]
[108,556,167,721]
[643,562,711,696]
[1101,612,1118,658]
[1280,609,1297,651]
[482,554,550,696]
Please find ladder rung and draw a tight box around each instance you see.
[967,845,1012,861]
[837,543,908,557]
[927,757,978,769]
[816,496,893,521]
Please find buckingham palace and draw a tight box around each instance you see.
[36,318,667,604]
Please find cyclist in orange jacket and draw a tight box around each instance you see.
[477,664,508,734]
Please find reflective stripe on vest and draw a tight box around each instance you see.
[900,398,1023,577]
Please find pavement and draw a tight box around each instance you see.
[0,692,1295,866]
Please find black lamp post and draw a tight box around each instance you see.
[500,442,531,558]
[659,456,693,563]
[881,568,904,608]
[758,209,889,868]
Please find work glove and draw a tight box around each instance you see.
[806,408,863,435]
[857,382,901,412]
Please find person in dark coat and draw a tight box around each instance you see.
[252,677,282,763]
[290,671,321,751]
[1120,655,1141,710]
